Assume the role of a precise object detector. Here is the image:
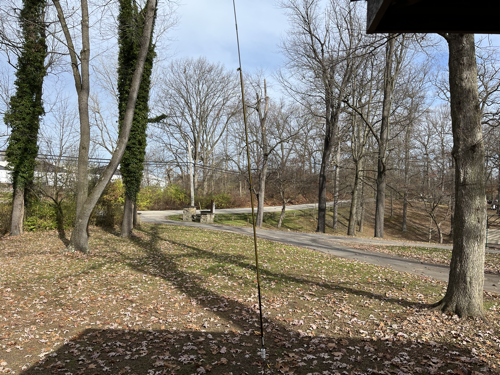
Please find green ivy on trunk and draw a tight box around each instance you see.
[117,0,156,236]
[4,0,47,236]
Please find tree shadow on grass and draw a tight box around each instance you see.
[133,226,427,310]
[56,225,70,247]
[18,225,494,374]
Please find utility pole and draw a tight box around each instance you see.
[188,139,195,207]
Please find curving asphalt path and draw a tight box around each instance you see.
[138,207,500,294]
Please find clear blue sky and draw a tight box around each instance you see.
[0,0,290,153]
[169,0,288,74]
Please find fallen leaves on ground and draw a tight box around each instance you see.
[0,225,499,374]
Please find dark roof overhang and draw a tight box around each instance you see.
[353,0,500,34]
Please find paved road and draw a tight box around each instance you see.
[140,202,346,218]
[138,209,500,294]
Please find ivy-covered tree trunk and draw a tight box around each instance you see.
[433,33,486,317]
[4,0,47,236]
[117,0,156,238]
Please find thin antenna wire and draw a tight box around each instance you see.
[232,0,266,362]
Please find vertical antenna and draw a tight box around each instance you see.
[232,0,266,362]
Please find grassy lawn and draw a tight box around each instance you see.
[343,244,500,275]
[1,224,499,374]
[169,210,321,231]
[170,199,458,245]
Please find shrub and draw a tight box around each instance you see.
[60,200,76,228]
[134,184,250,211]
[137,186,164,210]
[196,193,232,210]
[24,199,58,231]
[98,180,125,207]
[165,184,189,208]
[92,180,125,229]
[136,184,189,210]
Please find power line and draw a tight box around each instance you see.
[18,152,244,176]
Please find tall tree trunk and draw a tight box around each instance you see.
[374,35,397,238]
[317,67,350,233]
[193,164,198,195]
[254,80,269,229]
[428,216,433,242]
[402,191,408,232]
[374,164,387,237]
[66,0,157,253]
[402,121,411,232]
[55,202,66,240]
[188,140,195,206]
[317,134,333,233]
[121,195,134,237]
[6,0,47,236]
[390,189,393,218]
[53,0,90,220]
[277,199,286,229]
[358,168,365,232]
[255,163,268,228]
[426,150,430,191]
[118,0,155,238]
[434,33,486,317]
[10,187,24,236]
[133,203,138,227]
[76,1,90,219]
[432,216,443,244]
[317,104,342,233]
[497,168,500,215]
[348,161,362,236]
[332,145,340,230]
[203,167,208,196]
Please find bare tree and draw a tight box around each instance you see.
[420,191,452,244]
[246,80,300,228]
[372,34,408,238]
[401,114,412,233]
[54,0,158,253]
[248,79,270,228]
[36,95,79,240]
[346,89,372,235]
[401,91,432,233]
[52,0,91,220]
[0,68,13,148]
[290,110,322,176]
[279,0,367,233]
[343,52,383,236]
[153,57,239,197]
[89,92,118,155]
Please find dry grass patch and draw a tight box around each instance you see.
[0,225,499,374]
